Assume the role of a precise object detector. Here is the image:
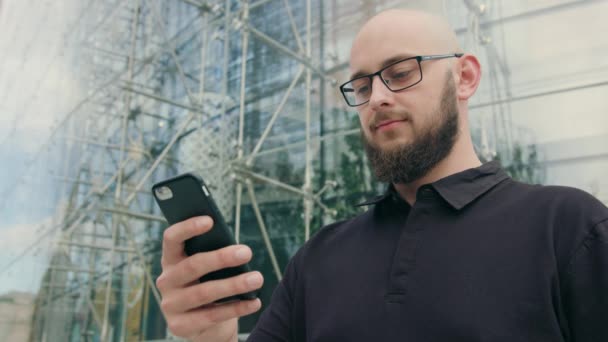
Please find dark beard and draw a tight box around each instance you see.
[362,74,459,184]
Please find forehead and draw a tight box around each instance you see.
[349,15,435,75]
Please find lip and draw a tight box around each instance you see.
[375,119,406,131]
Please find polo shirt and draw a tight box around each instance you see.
[247,161,608,341]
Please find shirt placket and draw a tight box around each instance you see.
[385,187,436,303]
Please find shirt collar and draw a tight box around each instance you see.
[356,161,510,210]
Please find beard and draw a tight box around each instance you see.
[362,72,460,184]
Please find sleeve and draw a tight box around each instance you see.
[246,252,300,342]
[562,218,608,342]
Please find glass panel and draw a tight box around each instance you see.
[1,0,606,340]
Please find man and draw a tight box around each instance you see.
[155,9,608,342]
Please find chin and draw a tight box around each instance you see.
[375,134,412,148]
[376,139,410,154]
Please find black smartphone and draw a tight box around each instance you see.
[152,173,257,302]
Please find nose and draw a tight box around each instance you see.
[367,74,394,111]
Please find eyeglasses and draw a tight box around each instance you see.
[339,53,464,107]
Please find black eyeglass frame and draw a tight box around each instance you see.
[339,53,464,107]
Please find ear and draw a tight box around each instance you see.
[454,54,481,101]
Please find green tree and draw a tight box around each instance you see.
[494,144,545,184]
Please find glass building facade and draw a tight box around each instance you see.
[0,0,606,340]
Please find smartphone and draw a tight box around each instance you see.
[152,173,257,302]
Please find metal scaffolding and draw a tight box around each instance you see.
[0,0,572,340]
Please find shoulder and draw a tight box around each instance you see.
[503,181,608,267]
[505,181,608,223]
[287,209,374,269]
[308,208,373,250]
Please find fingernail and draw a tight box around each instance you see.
[235,247,250,261]
[246,273,262,287]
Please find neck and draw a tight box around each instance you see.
[393,133,481,206]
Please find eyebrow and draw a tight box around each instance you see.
[349,53,416,80]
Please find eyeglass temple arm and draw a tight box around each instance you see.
[420,53,464,61]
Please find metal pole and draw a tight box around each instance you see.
[99,219,117,342]
[245,181,282,281]
[86,206,101,338]
[86,295,103,330]
[252,128,359,159]
[470,79,608,109]
[282,0,304,53]
[101,2,141,340]
[57,240,136,253]
[303,0,313,241]
[124,113,195,205]
[100,207,166,223]
[198,12,209,104]
[148,0,200,108]
[218,0,232,189]
[235,0,250,242]
[53,176,151,196]
[245,66,304,165]
[236,168,308,198]
[62,136,153,159]
[245,24,331,82]
[119,85,205,114]
[117,218,163,314]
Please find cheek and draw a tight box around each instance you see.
[357,109,371,132]
[403,94,441,128]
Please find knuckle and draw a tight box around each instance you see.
[218,246,236,267]
[190,216,211,231]
[193,285,213,305]
[186,216,199,230]
[236,275,250,293]
[205,306,225,324]
[197,250,222,274]
[200,215,214,228]
[155,274,166,291]
[163,228,175,243]
[192,252,210,268]
[160,298,172,313]
[240,272,262,291]
[221,276,245,297]
[166,319,186,337]
[183,256,199,275]
[236,301,253,316]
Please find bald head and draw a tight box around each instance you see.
[350,9,462,77]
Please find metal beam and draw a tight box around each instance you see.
[455,0,604,35]
[470,79,608,109]
[57,240,136,253]
[120,85,205,114]
[244,23,334,83]
[246,180,282,282]
[100,207,166,223]
[47,265,100,274]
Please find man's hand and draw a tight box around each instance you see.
[156,216,264,342]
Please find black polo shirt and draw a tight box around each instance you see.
[247,161,608,342]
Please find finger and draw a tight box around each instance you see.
[167,299,262,337]
[161,216,214,267]
[167,244,253,288]
[163,271,263,312]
